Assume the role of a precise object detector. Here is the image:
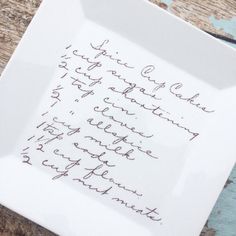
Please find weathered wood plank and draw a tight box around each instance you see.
[150,0,236,49]
[0,1,235,236]
[0,0,41,70]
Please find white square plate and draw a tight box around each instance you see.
[0,0,236,236]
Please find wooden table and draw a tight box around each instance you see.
[0,1,235,235]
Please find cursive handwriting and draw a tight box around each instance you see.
[83,164,142,197]
[73,50,102,71]
[85,135,135,160]
[53,116,80,136]
[169,83,215,113]
[73,178,113,195]
[94,106,153,138]
[70,76,95,98]
[42,158,81,180]
[103,97,135,116]
[21,38,217,226]
[73,142,115,168]
[75,67,103,87]
[107,69,161,101]
[36,121,64,144]
[112,197,162,222]
[87,118,158,159]
[109,86,199,141]
[90,40,134,69]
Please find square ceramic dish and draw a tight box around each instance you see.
[0,0,236,235]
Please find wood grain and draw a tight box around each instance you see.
[0,0,235,236]
[0,205,55,236]
[0,0,41,72]
[151,0,236,39]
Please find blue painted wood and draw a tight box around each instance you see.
[208,166,236,236]
[207,14,236,235]
[209,16,236,48]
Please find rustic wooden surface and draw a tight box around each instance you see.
[0,0,235,235]
[0,205,55,236]
[151,0,236,38]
